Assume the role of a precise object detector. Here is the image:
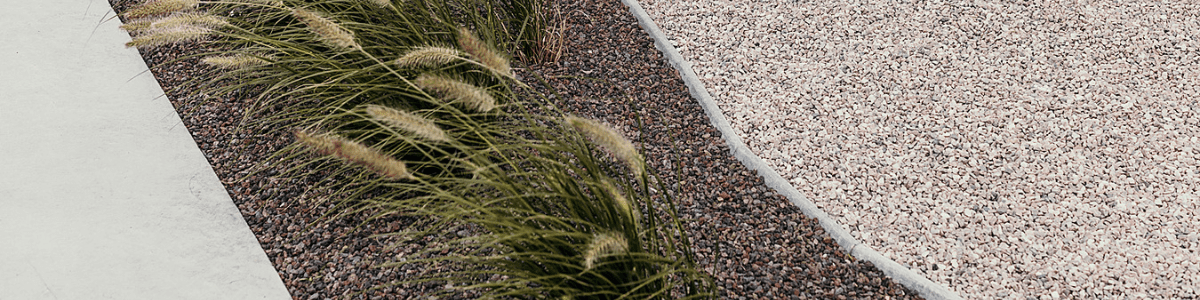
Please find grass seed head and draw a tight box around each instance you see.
[600,180,637,223]
[394,46,461,69]
[119,18,154,32]
[202,54,271,70]
[125,25,211,48]
[153,13,228,30]
[365,0,394,9]
[584,232,629,270]
[457,27,511,77]
[364,105,449,143]
[124,0,199,19]
[566,116,645,178]
[231,0,284,4]
[415,74,496,112]
[122,13,228,34]
[291,8,361,50]
[295,130,414,180]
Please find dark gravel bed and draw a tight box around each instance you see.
[109,0,925,299]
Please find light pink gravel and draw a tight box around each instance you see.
[638,0,1200,298]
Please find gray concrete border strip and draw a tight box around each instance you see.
[616,0,964,299]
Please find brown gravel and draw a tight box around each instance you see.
[108,0,925,299]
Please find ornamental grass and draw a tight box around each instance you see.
[121,0,715,298]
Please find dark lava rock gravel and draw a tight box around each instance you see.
[108,0,925,299]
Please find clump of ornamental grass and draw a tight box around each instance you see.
[510,0,566,64]
[125,0,716,298]
[371,117,712,299]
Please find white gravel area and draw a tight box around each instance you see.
[636,0,1200,298]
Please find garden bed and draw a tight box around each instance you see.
[109,0,924,299]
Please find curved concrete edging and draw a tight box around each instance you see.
[616,1,964,299]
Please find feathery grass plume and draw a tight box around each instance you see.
[365,0,394,9]
[202,54,271,70]
[456,27,511,77]
[125,26,211,48]
[119,18,154,32]
[394,46,461,69]
[566,116,645,178]
[232,0,284,5]
[150,13,229,30]
[123,0,199,19]
[364,105,449,143]
[600,180,637,222]
[583,232,629,270]
[295,130,414,180]
[121,13,227,35]
[291,8,361,50]
[415,74,496,112]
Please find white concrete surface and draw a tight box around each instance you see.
[0,1,292,299]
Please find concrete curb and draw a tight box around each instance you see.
[616,0,964,299]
